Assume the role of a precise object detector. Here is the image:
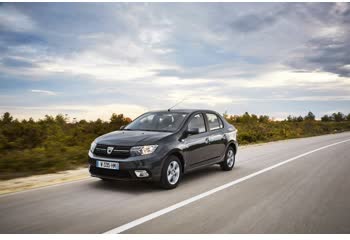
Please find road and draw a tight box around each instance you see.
[1,132,350,233]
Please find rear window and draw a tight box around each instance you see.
[206,113,223,131]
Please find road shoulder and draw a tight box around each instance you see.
[0,168,89,195]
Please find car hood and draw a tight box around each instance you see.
[96,130,173,146]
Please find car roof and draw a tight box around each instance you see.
[149,109,219,114]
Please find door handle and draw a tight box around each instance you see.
[205,137,210,144]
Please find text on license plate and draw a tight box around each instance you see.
[96,161,119,170]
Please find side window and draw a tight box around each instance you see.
[188,114,206,133]
[206,113,223,131]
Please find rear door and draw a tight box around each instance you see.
[205,113,226,160]
[183,113,212,166]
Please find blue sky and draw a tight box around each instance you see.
[0,2,350,120]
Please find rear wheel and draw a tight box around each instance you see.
[221,146,235,171]
[159,155,182,189]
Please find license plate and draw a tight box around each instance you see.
[96,161,119,170]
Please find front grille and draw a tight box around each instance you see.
[94,144,131,159]
[90,166,132,179]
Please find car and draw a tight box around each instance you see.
[88,109,238,189]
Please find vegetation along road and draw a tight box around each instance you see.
[0,111,350,180]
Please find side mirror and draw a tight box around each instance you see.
[186,127,200,135]
[120,125,125,130]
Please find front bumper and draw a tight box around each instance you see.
[88,151,164,181]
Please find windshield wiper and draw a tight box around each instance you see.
[127,129,173,132]
[149,129,173,132]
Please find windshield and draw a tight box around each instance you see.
[125,112,188,132]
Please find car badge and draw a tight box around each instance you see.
[107,147,114,154]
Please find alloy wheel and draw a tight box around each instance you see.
[167,161,180,185]
[227,149,235,168]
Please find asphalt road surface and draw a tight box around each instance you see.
[1,132,350,234]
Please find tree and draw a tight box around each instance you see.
[304,111,315,121]
[258,115,269,123]
[332,112,345,122]
[110,113,131,129]
[347,113,350,121]
[240,112,251,123]
[251,114,258,122]
[321,114,331,122]
[55,114,67,125]
[1,112,13,124]
[296,116,304,122]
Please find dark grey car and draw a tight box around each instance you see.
[88,109,238,189]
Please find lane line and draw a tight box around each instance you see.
[104,138,350,234]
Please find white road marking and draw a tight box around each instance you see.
[104,138,350,234]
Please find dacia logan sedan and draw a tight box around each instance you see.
[88,109,238,189]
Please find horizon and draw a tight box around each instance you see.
[1,3,350,120]
[1,109,348,122]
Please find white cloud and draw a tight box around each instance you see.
[30,89,57,96]
[237,69,350,88]
[0,103,147,121]
[32,34,178,82]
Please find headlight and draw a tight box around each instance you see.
[90,141,97,153]
[130,145,158,156]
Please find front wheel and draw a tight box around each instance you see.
[159,156,182,189]
[220,146,235,171]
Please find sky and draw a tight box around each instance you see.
[0,2,350,121]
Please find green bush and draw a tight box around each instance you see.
[0,111,349,180]
[0,113,131,179]
[226,113,350,144]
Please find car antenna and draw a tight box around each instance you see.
[168,98,186,111]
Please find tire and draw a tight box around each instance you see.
[159,155,182,189]
[220,146,235,171]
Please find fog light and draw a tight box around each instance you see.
[134,170,149,178]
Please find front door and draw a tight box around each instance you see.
[183,113,211,166]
